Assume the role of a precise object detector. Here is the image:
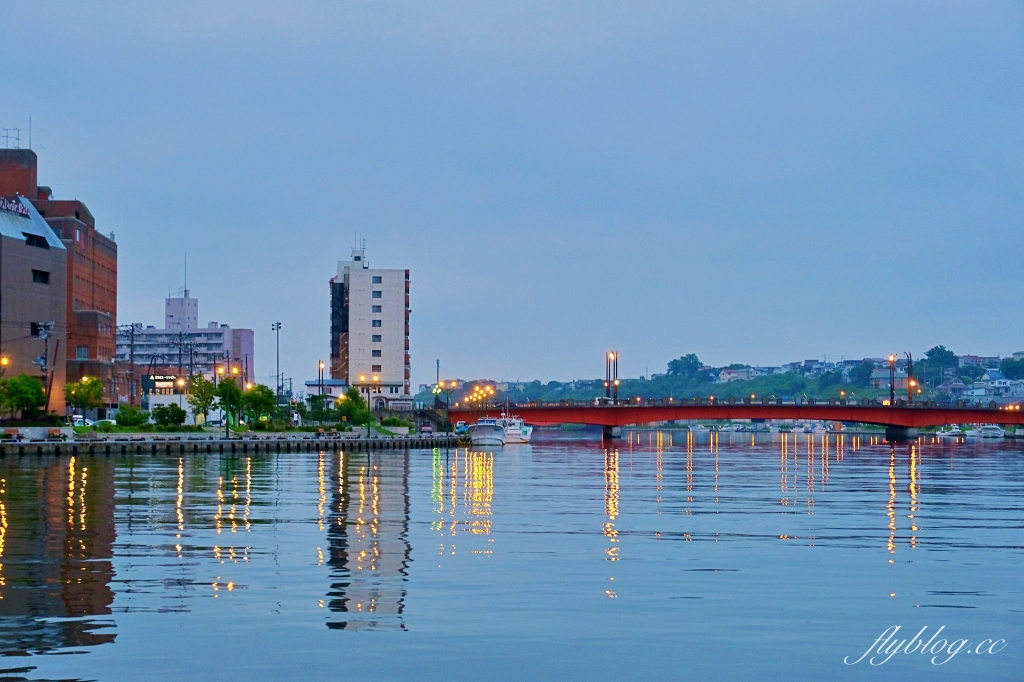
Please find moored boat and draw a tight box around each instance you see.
[936,425,963,438]
[468,418,506,446]
[496,413,533,444]
[966,425,1005,439]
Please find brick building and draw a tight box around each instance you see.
[0,150,118,409]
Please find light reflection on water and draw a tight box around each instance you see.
[0,431,1021,680]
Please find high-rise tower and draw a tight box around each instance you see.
[330,245,411,410]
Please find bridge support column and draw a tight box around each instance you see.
[602,426,621,439]
[885,426,919,442]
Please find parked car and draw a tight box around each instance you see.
[94,419,117,426]
[420,422,433,433]
[71,416,95,427]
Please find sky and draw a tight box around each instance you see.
[1,1,1022,387]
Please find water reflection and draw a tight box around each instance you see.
[0,456,116,655]
[325,450,410,631]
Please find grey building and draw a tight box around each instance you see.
[0,195,67,413]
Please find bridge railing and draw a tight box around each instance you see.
[509,397,1008,410]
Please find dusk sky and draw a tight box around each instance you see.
[2,1,1022,387]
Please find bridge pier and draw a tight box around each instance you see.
[602,426,621,439]
[885,426,919,442]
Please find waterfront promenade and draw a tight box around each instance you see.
[0,431,455,456]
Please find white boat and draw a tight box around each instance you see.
[496,413,533,444]
[689,424,710,433]
[966,425,1005,439]
[468,418,506,446]
[936,425,963,438]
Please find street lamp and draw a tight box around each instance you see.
[318,360,325,396]
[888,354,897,405]
[905,352,915,405]
[0,355,8,376]
[272,321,282,401]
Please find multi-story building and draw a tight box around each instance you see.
[0,149,117,408]
[0,196,67,414]
[326,246,411,411]
[115,291,254,392]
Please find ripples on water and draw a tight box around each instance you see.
[0,431,1021,680]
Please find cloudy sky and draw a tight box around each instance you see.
[2,1,1022,385]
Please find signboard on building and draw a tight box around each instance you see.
[0,196,30,217]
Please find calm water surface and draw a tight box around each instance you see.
[1,431,1021,681]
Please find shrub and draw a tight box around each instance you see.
[152,404,187,427]
[117,405,149,426]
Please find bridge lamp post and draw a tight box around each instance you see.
[888,355,897,405]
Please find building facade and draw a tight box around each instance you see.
[0,196,67,413]
[115,291,254,392]
[329,246,411,410]
[0,149,117,407]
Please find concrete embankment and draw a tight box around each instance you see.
[0,432,456,457]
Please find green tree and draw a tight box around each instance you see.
[667,354,701,377]
[187,375,218,424]
[216,378,243,425]
[116,404,149,426]
[65,377,105,411]
[243,384,277,422]
[151,403,187,426]
[849,359,876,388]
[817,369,843,389]
[6,374,45,419]
[924,345,957,372]
[336,387,371,425]
[1000,357,1024,380]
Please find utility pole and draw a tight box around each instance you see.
[272,321,282,402]
[119,323,142,406]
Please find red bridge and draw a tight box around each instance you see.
[448,403,1024,429]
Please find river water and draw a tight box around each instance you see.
[0,431,1020,681]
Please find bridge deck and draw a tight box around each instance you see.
[449,404,1024,428]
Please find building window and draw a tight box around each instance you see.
[372,276,382,284]
[23,233,50,249]
[390,386,399,394]
[372,350,382,357]
[372,320,382,327]
[31,270,50,284]
[372,365,382,372]
[372,335,382,342]
[372,305,382,313]
[372,290,382,299]
[76,346,90,359]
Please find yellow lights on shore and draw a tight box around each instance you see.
[372,375,379,382]
[245,382,253,390]
[231,367,239,376]
[888,354,897,363]
[217,367,225,375]
[177,378,186,387]
[319,361,325,370]
[1,356,9,367]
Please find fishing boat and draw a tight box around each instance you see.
[936,425,963,438]
[468,418,506,446]
[496,413,533,444]
[966,425,1005,439]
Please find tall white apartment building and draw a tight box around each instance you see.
[328,246,411,410]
